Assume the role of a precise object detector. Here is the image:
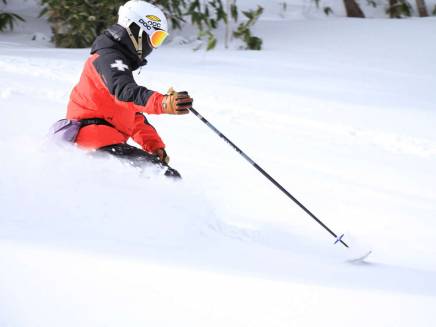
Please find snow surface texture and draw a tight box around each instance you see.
[1,1,436,326]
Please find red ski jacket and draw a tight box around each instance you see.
[67,24,165,153]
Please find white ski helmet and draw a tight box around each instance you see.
[118,1,169,57]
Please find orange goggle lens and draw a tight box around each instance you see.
[150,30,168,48]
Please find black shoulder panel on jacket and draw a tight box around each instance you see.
[93,49,154,106]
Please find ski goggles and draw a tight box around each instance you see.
[149,29,168,48]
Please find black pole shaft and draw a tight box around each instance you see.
[189,107,349,248]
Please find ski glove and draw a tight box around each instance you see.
[162,88,193,115]
[154,148,170,164]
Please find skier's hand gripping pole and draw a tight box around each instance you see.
[162,88,193,115]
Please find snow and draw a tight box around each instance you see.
[2,243,436,327]
[1,1,436,326]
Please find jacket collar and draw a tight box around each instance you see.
[91,24,148,71]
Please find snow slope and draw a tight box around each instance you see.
[1,1,436,326]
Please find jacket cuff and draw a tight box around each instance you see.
[146,92,165,114]
[143,140,166,154]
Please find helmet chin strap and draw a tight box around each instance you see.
[126,25,143,59]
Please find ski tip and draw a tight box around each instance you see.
[334,234,345,245]
[347,250,373,265]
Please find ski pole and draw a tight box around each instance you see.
[189,107,349,248]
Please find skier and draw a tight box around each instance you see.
[62,0,193,178]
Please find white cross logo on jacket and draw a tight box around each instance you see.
[111,60,129,72]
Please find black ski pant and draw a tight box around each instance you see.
[96,143,181,178]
